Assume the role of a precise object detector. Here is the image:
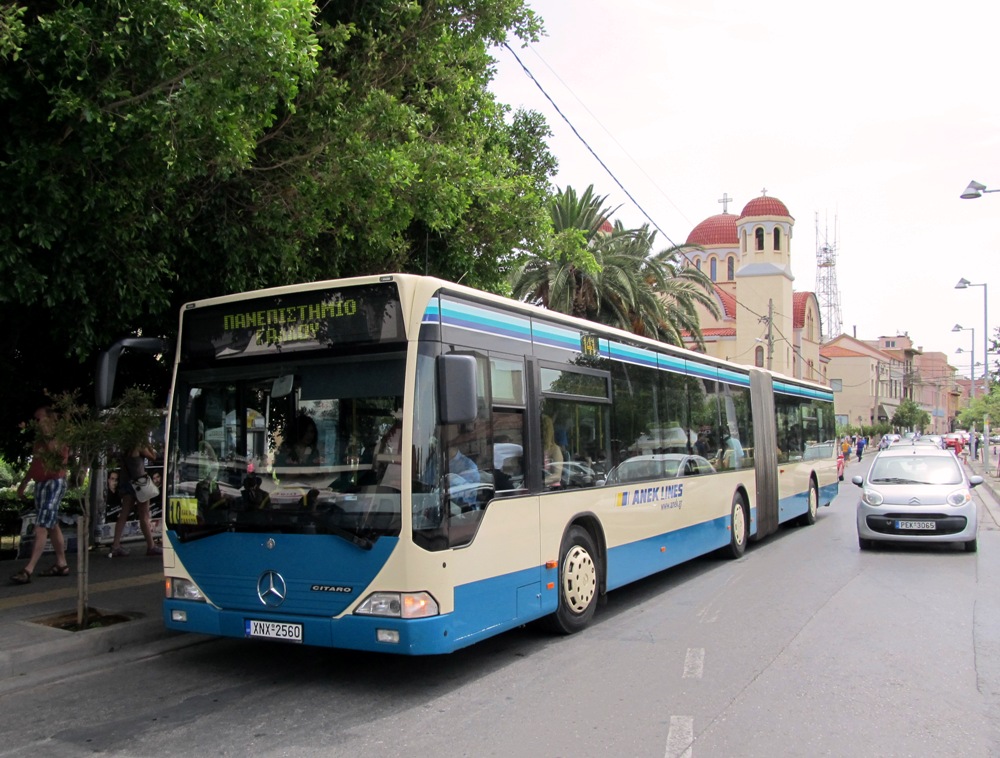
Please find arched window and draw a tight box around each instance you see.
[727,256,735,280]
[773,227,781,250]
[695,259,702,271]
[710,258,717,281]
[806,311,815,342]
[755,227,764,251]
[755,346,764,367]
[741,229,747,253]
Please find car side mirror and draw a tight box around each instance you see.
[851,475,864,487]
[969,475,984,488]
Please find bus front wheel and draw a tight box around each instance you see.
[545,525,600,634]
[800,480,819,526]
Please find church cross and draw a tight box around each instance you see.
[718,192,732,213]
[760,187,768,197]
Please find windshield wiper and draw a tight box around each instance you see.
[870,477,917,484]
[177,524,233,543]
[326,523,374,550]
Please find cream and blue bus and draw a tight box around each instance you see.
[162,274,838,654]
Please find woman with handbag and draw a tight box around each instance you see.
[109,443,162,557]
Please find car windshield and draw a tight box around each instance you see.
[869,455,963,486]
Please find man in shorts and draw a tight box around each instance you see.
[10,407,71,584]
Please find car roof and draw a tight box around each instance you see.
[874,446,955,459]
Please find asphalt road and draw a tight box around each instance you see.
[2,463,999,757]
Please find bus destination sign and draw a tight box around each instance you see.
[181,283,405,362]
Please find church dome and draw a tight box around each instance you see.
[738,195,790,219]
[686,213,738,246]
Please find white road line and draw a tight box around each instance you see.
[665,715,694,758]
[682,647,705,679]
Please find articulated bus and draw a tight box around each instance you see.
[162,274,838,654]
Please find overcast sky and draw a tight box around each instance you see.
[488,0,1000,379]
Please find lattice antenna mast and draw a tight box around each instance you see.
[814,212,842,341]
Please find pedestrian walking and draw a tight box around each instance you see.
[856,436,866,463]
[9,406,71,584]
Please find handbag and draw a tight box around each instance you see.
[131,474,160,503]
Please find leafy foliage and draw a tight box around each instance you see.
[512,185,719,344]
[0,0,554,460]
[891,398,931,432]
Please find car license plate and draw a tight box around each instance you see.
[896,520,935,531]
[245,619,303,643]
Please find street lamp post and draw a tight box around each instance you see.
[953,324,975,399]
[955,278,988,396]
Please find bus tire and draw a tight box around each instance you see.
[726,494,748,559]
[545,525,600,634]
[800,480,819,526]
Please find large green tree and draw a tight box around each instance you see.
[0,0,555,459]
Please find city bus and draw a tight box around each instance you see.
[161,274,838,654]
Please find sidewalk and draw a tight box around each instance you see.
[0,542,206,694]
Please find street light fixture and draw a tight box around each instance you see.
[953,324,976,399]
[960,180,1000,199]
[955,277,989,394]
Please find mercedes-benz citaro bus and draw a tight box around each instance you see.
[162,274,838,654]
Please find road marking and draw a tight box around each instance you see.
[0,572,161,612]
[682,647,705,679]
[665,715,694,758]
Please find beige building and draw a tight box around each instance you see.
[681,193,826,384]
[821,334,959,433]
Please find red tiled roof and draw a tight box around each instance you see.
[792,292,809,329]
[701,328,737,337]
[820,344,868,358]
[599,219,613,233]
[686,213,738,246]
[738,195,790,219]
[716,285,737,319]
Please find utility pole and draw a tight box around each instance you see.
[766,299,774,371]
[872,360,880,431]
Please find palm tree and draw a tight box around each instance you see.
[511,185,616,318]
[512,185,720,347]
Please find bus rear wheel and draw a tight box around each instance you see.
[800,480,819,526]
[726,494,748,559]
[545,525,599,634]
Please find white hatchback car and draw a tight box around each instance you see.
[853,447,983,552]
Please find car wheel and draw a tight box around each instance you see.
[726,493,748,559]
[964,538,978,553]
[858,536,875,550]
[543,525,600,634]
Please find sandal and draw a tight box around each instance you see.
[38,564,70,577]
[10,568,31,585]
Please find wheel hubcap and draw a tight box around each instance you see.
[809,486,818,517]
[732,503,745,545]
[562,544,596,614]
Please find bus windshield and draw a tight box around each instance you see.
[165,351,405,545]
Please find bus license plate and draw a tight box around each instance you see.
[896,520,935,531]
[245,619,303,643]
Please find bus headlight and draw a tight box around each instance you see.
[166,576,206,602]
[355,591,439,618]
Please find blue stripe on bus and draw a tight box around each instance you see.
[609,342,658,368]
[773,380,834,402]
[439,300,533,343]
[531,321,584,352]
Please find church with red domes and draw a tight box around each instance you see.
[680,191,826,385]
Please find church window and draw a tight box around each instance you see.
[755,227,764,251]
[696,259,702,272]
[773,227,781,250]
[710,257,717,281]
[755,346,764,367]
[741,229,747,253]
[727,256,735,280]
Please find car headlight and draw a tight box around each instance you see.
[355,591,439,618]
[166,576,206,602]
[862,489,884,506]
[947,489,973,507]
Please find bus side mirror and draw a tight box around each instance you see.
[438,354,478,425]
